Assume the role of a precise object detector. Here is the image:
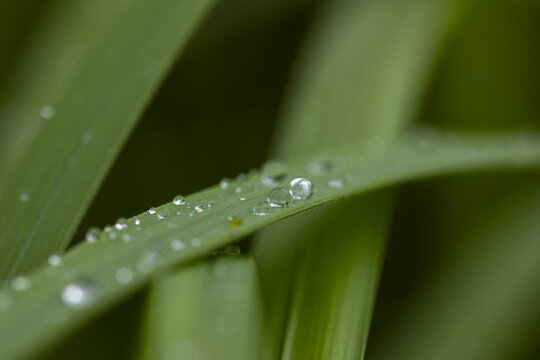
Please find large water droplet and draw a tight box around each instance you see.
[260,161,286,186]
[268,187,291,208]
[228,215,243,227]
[61,279,97,308]
[173,195,185,206]
[11,276,31,291]
[85,227,101,243]
[48,254,63,267]
[252,202,271,216]
[19,193,29,202]
[289,178,312,200]
[40,105,56,119]
[115,267,133,285]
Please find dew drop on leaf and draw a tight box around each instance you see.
[48,254,63,267]
[19,193,29,202]
[85,227,101,243]
[148,207,157,215]
[252,202,271,216]
[61,279,97,308]
[11,276,31,291]
[260,160,286,186]
[115,267,133,285]
[289,177,312,200]
[173,195,185,206]
[157,210,169,220]
[115,217,127,230]
[40,105,55,119]
[268,187,291,208]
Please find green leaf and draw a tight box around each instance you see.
[139,255,268,360]
[0,129,538,359]
[0,0,216,283]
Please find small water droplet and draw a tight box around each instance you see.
[80,131,93,144]
[40,105,56,119]
[173,195,185,206]
[289,178,312,200]
[11,276,31,291]
[239,197,246,201]
[307,153,333,175]
[191,238,201,247]
[235,183,253,195]
[135,218,141,226]
[328,175,346,189]
[122,233,133,242]
[194,200,205,213]
[61,279,97,308]
[252,202,271,216]
[108,231,118,240]
[19,193,29,202]
[85,227,101,243]
[365,136,388,158]
[219,178,230,189]
[157,210,169,220]
[115,217,127,230]
[268,187,291,208]
[260,161,286,186]
[0,293,12,312]
[170,239,185,251]
[228,215,243,227]
[207,200,216,208]
[48,254,63,267]
[148,207,157,215]
[115,267,133,284]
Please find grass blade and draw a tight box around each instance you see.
[139,255,267,360]
[0,129,538,359]
[0,0,216,283]
[253,0,463,356]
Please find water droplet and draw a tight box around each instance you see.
[219,178,230,189]
[207,200,216,208]
[170,239,185,251]
[239,197,246,201]
[307,153,333,175]
[108,231,118,240]
[11,276,31,291]
[134,218,141,226]
[157,210,169,220]
[148,207,157,215]
[252,202,271,216]
[194,200,205,213]
[0,293,12,312]
[328,175,346,189]
[191,238,201,247]
[61,279,97,308]
[173,195,185,206]
[81,131,93,144]
[40,105,56,119]
[260,161,286,186]
[48,254,63,267]
[224,245,241,256]
[19,193,29,202]
[235,183,253,196]
[289,178,312,200]
[115,267,133,284]
[85,227,101,243]
[268,187,291,208]
[122,233,133,242]
[115,217,127,230]
[228,215,243,227]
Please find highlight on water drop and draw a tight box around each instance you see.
[289,177,312,200]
